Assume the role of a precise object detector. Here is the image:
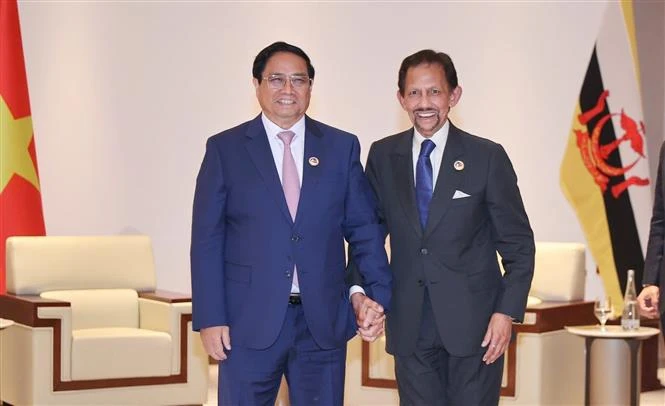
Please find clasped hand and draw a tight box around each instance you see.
[351,293,386,342]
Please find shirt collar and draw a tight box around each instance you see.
[412,119,449,150]
[261,113,306,140]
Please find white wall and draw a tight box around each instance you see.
[17,1,658,296]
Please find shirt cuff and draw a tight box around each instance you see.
[349,285,366,299]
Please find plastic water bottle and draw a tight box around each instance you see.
[621,269,640,330]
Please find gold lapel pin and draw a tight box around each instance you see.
[308,157,320,167]
[454,160,464,171]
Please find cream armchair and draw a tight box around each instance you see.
[499,242,595,405]
[0,235,208,405]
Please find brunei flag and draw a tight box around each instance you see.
[0,0,46,293]
[561,0,651,310]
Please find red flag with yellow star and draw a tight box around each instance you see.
[0,0,45,293]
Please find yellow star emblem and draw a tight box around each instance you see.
[1,96,40,192]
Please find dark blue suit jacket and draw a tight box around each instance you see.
[350,124,535,357]
[191,115,392,350]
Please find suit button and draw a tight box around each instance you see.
[285,270,291,277]
[420,248,429,255]
[291,235,301,242]
[417,280,424,286]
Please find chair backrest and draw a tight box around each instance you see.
[498,242,586,301]
[530,242,586,301]
[5,235,157,295]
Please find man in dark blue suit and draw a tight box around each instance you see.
[190,41,391,405]
[350,50,535,405]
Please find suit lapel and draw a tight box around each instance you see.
[424,124,465,238]
[244,115,293,224]
[390,129,423,238]
[294,116,324,229]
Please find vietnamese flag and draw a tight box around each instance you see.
[0,0,45,293]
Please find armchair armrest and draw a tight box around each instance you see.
[501,300,596,397]
[138,290,191,303]
[0,293,75,381]
[519,300,595,332]
[138,290,192,375]
[0,293,70,327]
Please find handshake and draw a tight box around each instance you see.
[351,292,386,343]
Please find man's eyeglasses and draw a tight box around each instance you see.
[263,74,312,90]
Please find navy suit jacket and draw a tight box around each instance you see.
[191,114,392,350]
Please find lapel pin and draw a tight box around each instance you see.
[308,157,320,167]
[454,160,464,171]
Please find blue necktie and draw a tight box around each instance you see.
[416,139,436,230]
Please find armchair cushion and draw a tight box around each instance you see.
[40,289,138,330]
[71,328,172,380]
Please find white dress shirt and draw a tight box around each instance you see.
[412,120,449,189]
[262,114,305,186]
[262,113,305,293]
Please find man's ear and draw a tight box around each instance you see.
[253,78,262,98]
[396,90,407,111]
[450,86,463,108]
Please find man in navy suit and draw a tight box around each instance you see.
[190,41,391,405]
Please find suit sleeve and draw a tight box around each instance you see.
[190,137,228,331]
[343,138,392,310]
[346,143,387,289]
[486,144,535,322]
[643,141,665,286]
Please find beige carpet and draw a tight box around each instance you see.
[204,365,665,406]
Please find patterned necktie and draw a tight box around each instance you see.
[416,139,436,230]
[277,130,299,288]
